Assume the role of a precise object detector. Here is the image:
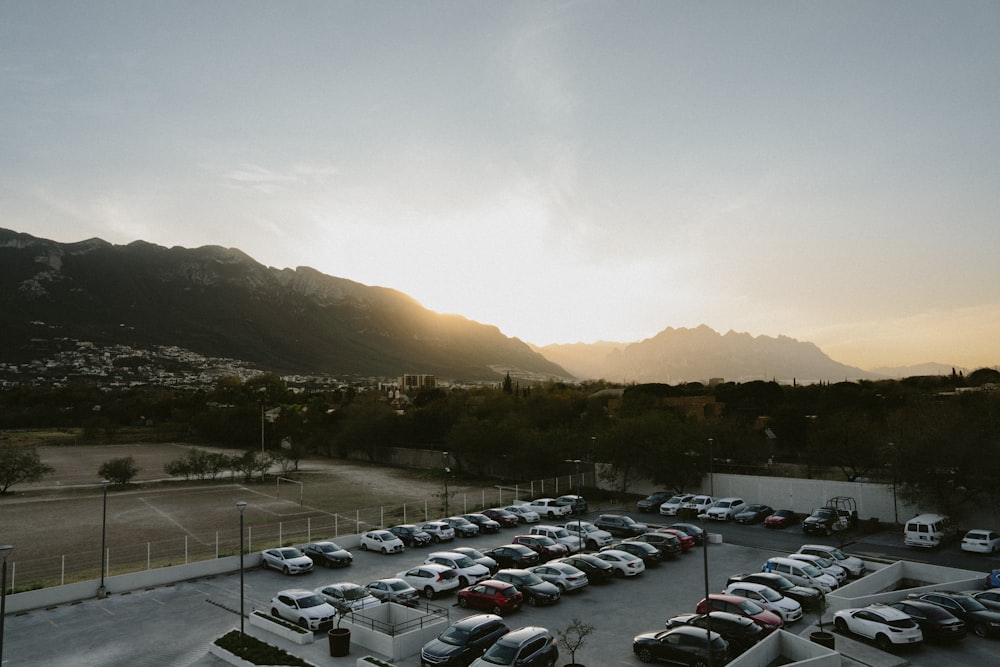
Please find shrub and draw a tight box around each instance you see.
[214,630,312,666]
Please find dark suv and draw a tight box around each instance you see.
[637,491,674,513]
[492,569,561,607]
[511,535,568,562]
[593,514,648,537]
[474,626,559,667]
[906,591,1000,638]
[666,611,764,655]
[483,544,541,569]
[389,524,432,548]
[420,613,509,667]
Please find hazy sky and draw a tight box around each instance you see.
[3,2,999,371]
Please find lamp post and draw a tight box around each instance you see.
[99,479,109,599]
[703,438,713,667]
[442,452,450,517]
[0,544,12,662]
[236,501,247,647]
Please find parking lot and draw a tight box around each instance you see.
[3,510,999,666]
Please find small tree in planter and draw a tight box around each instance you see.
[556,616,595,666]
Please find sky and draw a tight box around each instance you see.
[2,1,999,372]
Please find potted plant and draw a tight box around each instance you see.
[328,610,351,657]
[809,596,835,649]
[556,616,595,666]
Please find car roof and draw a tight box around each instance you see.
[854,604,911,620]
[279,588,316,598]
[497,626,550,644]
[452,613,505,630]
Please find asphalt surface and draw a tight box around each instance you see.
[3,508,998,666]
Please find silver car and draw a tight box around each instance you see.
[528,562,589,592]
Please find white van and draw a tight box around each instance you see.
[903,513,957,549]
[762,556,837,593]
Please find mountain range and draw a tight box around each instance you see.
[0,228,953,384]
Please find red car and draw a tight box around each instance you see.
[457,579,524,614]
[482,508,520,528]
[764,509,797,529]
[696,594,783,634]
[655,528,696,551]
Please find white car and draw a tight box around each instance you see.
[723,581,803,623]
[788,553,848,583]
[315,582,382,614]
[269,588,337,631]
[528,562,589,592]
[659,494,695,516]
[420,521,457,542]
[684,495,714,516]
[527,497,571,519]
[594,548,645,577]
[360,530,406,554]
[365,577,420,605]
[961,529,1000,554]
[529,524,584,553]
[261,547,314,575]
[796,544,866,578]
[833,604,923,650]
[561,520,614,550]
[396,563,461,599]
[503,504,540,524]
[704,497,748,521]
[424,551,491,586]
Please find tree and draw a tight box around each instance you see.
[0,445,55,494]
[98,456,140,486]
[556,617,595,666]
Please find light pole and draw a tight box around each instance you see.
[564,459,582,492]
[99,479,109,599]
[703,437,713,667]
[0,544,12,662]
[707,438,714,497]
[442,452,450,517]
[236,501,247,647]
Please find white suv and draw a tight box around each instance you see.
[423,551,491,587]
[527,497,571,519]
[659,494,695,516]
[503,504,540,524]
[561,520,613,550]
[396,563,461,599]
[529,524,584,553]
[704,497,747,521]
[270,588,338,631]
[796,544,866,578]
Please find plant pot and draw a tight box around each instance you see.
[328,627,351,657]
[810,630,835,649]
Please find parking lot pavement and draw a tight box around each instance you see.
[4,528,998,667]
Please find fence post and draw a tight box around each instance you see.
[148,543,151,570]
[307,517,311,542]
[185,536,188,564]
[279,522,283,546]
[249,526,252,553]
[356,510,360,533]
[61,555,65,586]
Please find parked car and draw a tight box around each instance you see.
[764,509,798,529]
[555,553,616,583]
[269,588,337,631]
[261,547,313,575]
[554,494,588,515]
[451,546,499,574]
[906,591,1000,637]
[762,556,837,593]
[594,548,646,577]
[970,588,1000,612]
[961,529,1000,554]
[315,582,382,614]
[637,490,675,513]
[360,530,406,554]
[801,507,842,536]
[593,513,648,537]
[696,593,783,634]
[421,521,457,543]
[833,604,923,650]
[420,613,510,667]
[787,552,847,584]
[666,522,704,546]
[704,497,747,521]
[526,497,571,519]
[528,524,584,553]
[903,513,957,549]
[482,508,520,528]
[659,493,695,516]
[482,544,541,569]
[632,625,728,666]
[388,524,432,548]
[527,561,589,592]
[723,581,803,623]
[424,551,491,587]
[365,577,420,606]
[735,504,775,524]
[442,516,481,538]
[887,600,966,642]
[625,532,682,558]
[396,563,460,599]
[491,568,562,606]
[469,626,559,667]
[603,540,662,566]
[665,611,764,655]
[726,572,825,612]
[796,544,866,578]
[561,520,614,550]
[682,495,714,517]
[654,527,695,551]
[462,513,502,534]
[457,580,524,615]
[302,541,353,568]
[502,504,540,524]
[511,534,569,562]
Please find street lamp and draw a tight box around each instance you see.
[442,452,451,517]
[99,479,109,599]
[703,438,713,667]
[0,544,12,662]
[236,501,247,646]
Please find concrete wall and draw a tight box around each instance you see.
[825,560,986,613]
[341,602,447,662]
[727,629,840,667]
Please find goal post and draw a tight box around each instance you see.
[277,477,303,506]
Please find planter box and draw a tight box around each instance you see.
[249,611,316,645]
[209,630,320,667]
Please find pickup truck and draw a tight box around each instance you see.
[802,507,856,536]
[527,497,572,519]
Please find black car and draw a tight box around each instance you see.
[389,524,432,548]
[637,491,674,513]
[302,541,353,568]
[443,516,481,538]
[483,544,541,569]
[626,532,682,559]
[666,611,764,655]
[492,568,561,606]
[888,600,966,642]
[462,513,502,534]
[734,504,774,525]
[605,540,663,565]
[594,514,648,537]
[556,554,616,582]
[419,612,510,667]
[633,625,728,665]
[667,522,705,546]
[907,591,1000,638]
[727,572,824,612]
[554,494,588,515]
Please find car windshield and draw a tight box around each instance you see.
[522,573,545,585]
[343,586,367,600]
[957,597,987,612]
[551,528,570,538]
[800,563,823,577]
[388,581,410,591]
[319,543,340,552]
[453,556,475,568]
[667,495,684,503]
[461,548,486,558]
[481,642,517,664]
[737,599,765,615]
[813,556,834,568]
[438,626,471,646]
[279,548,301,558]
[375,531,393,539]
[297,594,326,608]
[827,548,846,560]
[759,588,782,602]
[534,536,556,546]
[621,516,637,525]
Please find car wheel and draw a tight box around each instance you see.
[261,560,270,570]
[423,586,435,600]
[458,597,469,608]
[298,618,309,630]
[875,634,891,652]
[974,622,989,638]
[556,582,566,593]
[381,547,387,554]
[587,540,598,551]
[692,661,707,667]
[614,568,625,578]
[542,658,554,667]
[459,576,469,587]
[270,607,280,619]
[491,605,503,615]
[637,647,653,663]
[282,566,290,575]
[834,618,848,633]
[528,595,538,607]
[432,535,440,543]
[361,542,368,551]
[825,526,832,536]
